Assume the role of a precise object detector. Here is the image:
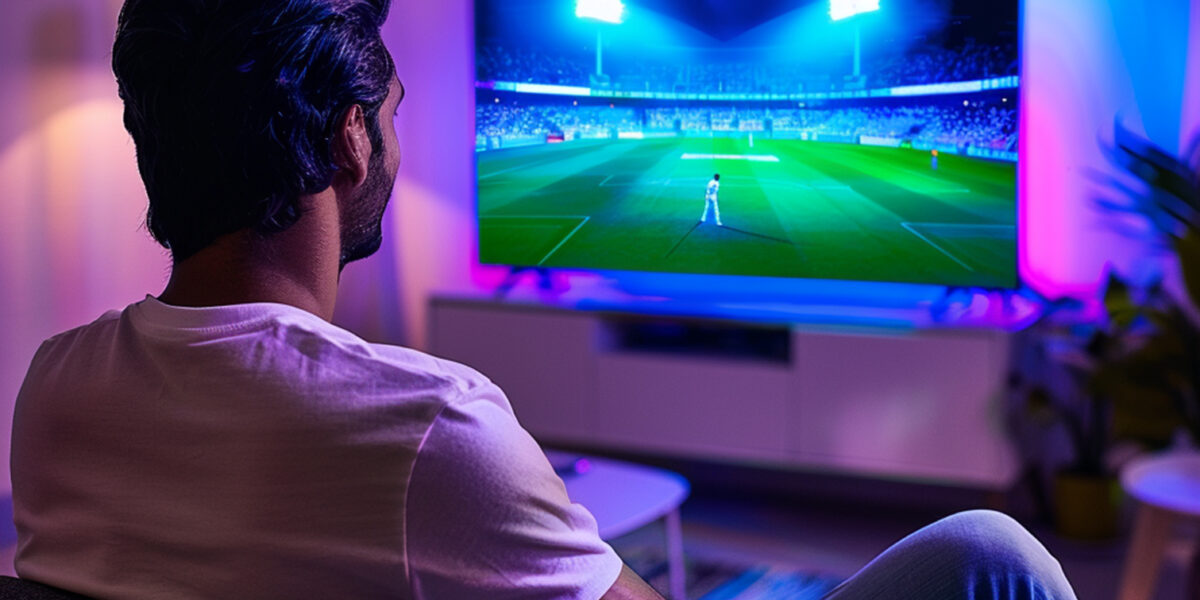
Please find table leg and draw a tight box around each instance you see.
[665,508,686,600]
[1191,537,1200,600]
[1118,503,1174,600]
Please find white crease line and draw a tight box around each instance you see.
[900,222,975,273]
[537,217,591,266]
[680,153,781,162]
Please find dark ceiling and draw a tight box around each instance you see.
[632,0,822,41]
[476,1,1020,46]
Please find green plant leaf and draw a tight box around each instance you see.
[1104,274,1139,330]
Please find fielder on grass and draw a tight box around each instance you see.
[699,173,723,226]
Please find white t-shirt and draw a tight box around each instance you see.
[12,297,622,600]
[705,179,719,200]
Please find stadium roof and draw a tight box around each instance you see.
[477,0,1019,47]
[635,0,820,41]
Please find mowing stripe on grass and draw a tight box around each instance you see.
[783,145,990,225]
[481,215,592,220]
[479,153,579,180]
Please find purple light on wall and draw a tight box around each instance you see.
[1020,0,1196,303]
[1185,5,1200,154]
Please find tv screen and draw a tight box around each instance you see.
[475,0,1020,288]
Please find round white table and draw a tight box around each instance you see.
[547,451,691,600]
[1117,451,1200,600]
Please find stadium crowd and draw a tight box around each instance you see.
[477,41,1017,93]
[764,103,1015,149]
[478,101,1016,150]
[476,45,590,86]
[871,40,1017,87]
[477,102,640,139]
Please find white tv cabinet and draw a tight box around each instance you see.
[428,296,1018,489]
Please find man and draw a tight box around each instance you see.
[11,1,1077,599]
[700,172,723,226]
[14,2,639,598]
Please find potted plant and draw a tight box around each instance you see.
[1008,121,1199,540]
[1093,119,1200,448]
[1010,310,1122,539]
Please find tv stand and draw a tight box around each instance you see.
[428,296,1017,489]
[492,266,555,300]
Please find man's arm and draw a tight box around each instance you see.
[600,565,666,600]
[407,393,634,599]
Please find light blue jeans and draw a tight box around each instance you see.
[823,511,1078,600]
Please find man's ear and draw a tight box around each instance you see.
[332,104,371,188]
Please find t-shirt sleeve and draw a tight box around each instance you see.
[405,389,623,600]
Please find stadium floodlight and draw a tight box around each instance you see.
[831,0,879,77]
[830,0,880,21]
[576,0,625,24]
[577,0,624,78]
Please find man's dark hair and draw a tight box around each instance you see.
[113,0,395,261]
[713,173,720,181]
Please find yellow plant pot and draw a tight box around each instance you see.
[1053,471,1121,540]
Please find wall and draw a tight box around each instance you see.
[369,0,476,348]
[0,0,1198,500]
[0,0,163,499]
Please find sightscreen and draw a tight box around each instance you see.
[476,0,1020,287]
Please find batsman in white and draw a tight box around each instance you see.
[699,173,723,226]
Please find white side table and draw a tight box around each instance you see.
[548,451,691,600]
[1118,452,1200,600]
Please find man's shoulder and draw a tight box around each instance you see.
[26,300,505,413]
[364,342,502,405]
[233,308,504,409]
[26,309,124,373]
[40,309,123,346]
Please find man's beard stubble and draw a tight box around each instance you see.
[338,153,394,271]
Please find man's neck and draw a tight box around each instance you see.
[158,193,342,321]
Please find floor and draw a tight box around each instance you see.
[0,488,1194,599]
[660,492,1196,600]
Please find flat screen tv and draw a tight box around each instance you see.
[475,0,1020,288]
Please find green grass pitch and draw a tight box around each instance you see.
[478,137,1017,287]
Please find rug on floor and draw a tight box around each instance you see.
[619,545,843,600]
